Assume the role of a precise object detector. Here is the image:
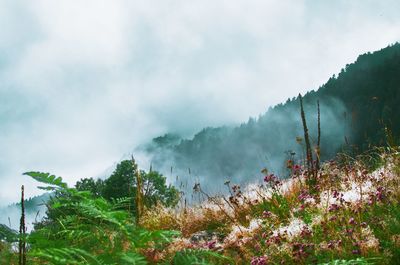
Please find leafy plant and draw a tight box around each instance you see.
[170,249,233,265]
[318,257,382,265]
[24,171,178,264]
[76,160,179,217]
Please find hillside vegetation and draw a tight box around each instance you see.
[144,43,400,184]
[1,147,399,264]
[1,44,400,264]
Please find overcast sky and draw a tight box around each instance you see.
[0,0,399,205]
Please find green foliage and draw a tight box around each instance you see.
[24,172,68,190]
[102,160,138,201]
[24,171,179,265]
[318,257,382,265]
[293,207,317,225]
[75,178,105,197]
[170,249,233,265]
[141,170,180,207]
[4,147,399,264]
[76,159,179,216]
[29,247,102,265]
[258,193,292,224]
[0,224,17,242]
[364,199,400,263]
[119,252,148,265]
[0,241,18,264]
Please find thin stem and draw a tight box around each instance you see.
[19,185,26,265]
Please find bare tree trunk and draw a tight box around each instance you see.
[299,94,320,192]
[299,94,314,174]
[316,100,321,172]
[19,185,26,265]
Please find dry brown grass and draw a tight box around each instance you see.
[143,148,400,264]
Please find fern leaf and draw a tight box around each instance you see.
[24,172,68,189]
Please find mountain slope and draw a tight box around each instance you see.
[0,193,50,231]
[143,43,400,187]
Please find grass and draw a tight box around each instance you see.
[139,147,400,264]
[0,147,399,264]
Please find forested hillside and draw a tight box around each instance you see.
[0,193,50,231]
[144,43,400,185]
[1,44,399,265]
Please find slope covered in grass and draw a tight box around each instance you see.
[1,150,399,264]
[139,147,400,264]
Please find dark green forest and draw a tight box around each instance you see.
[144,43,400,184]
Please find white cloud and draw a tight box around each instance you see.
[0,0,400,205]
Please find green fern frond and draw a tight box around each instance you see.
[29,247,102,265]
[172,249,232,265]
[119,252,148,265]
[24,172,68,189]
[25,171,179,264]
[318,257,383,265]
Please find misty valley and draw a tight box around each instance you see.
[1,43,400,264]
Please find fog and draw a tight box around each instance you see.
[1,0,400,206]
[141,95,349,198]
[0,199,48,232]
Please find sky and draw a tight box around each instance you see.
[0,0,400,205]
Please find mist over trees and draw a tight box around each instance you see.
[2,41,400,265]
[143,43,400,189]
[0,193,50,232]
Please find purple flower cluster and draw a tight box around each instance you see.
[327,239,342,249]
[265,234,284,245]
[332,190,346,203]
[228,184,242,205]
[251,256,268,265]
[375,186,386,201]
[262,210,272,219]
[298,190,311,201]
[292,242,314,260]
[293,164,302,172]
[328,203,341,212]
[291,164,302,179]
[300,226,312,238]
[232,185,240,193]
[206,241,216,249]
[348,217,356,225]
[264,174,281,189]
[264,174,276,183]
[367,186,387,205]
